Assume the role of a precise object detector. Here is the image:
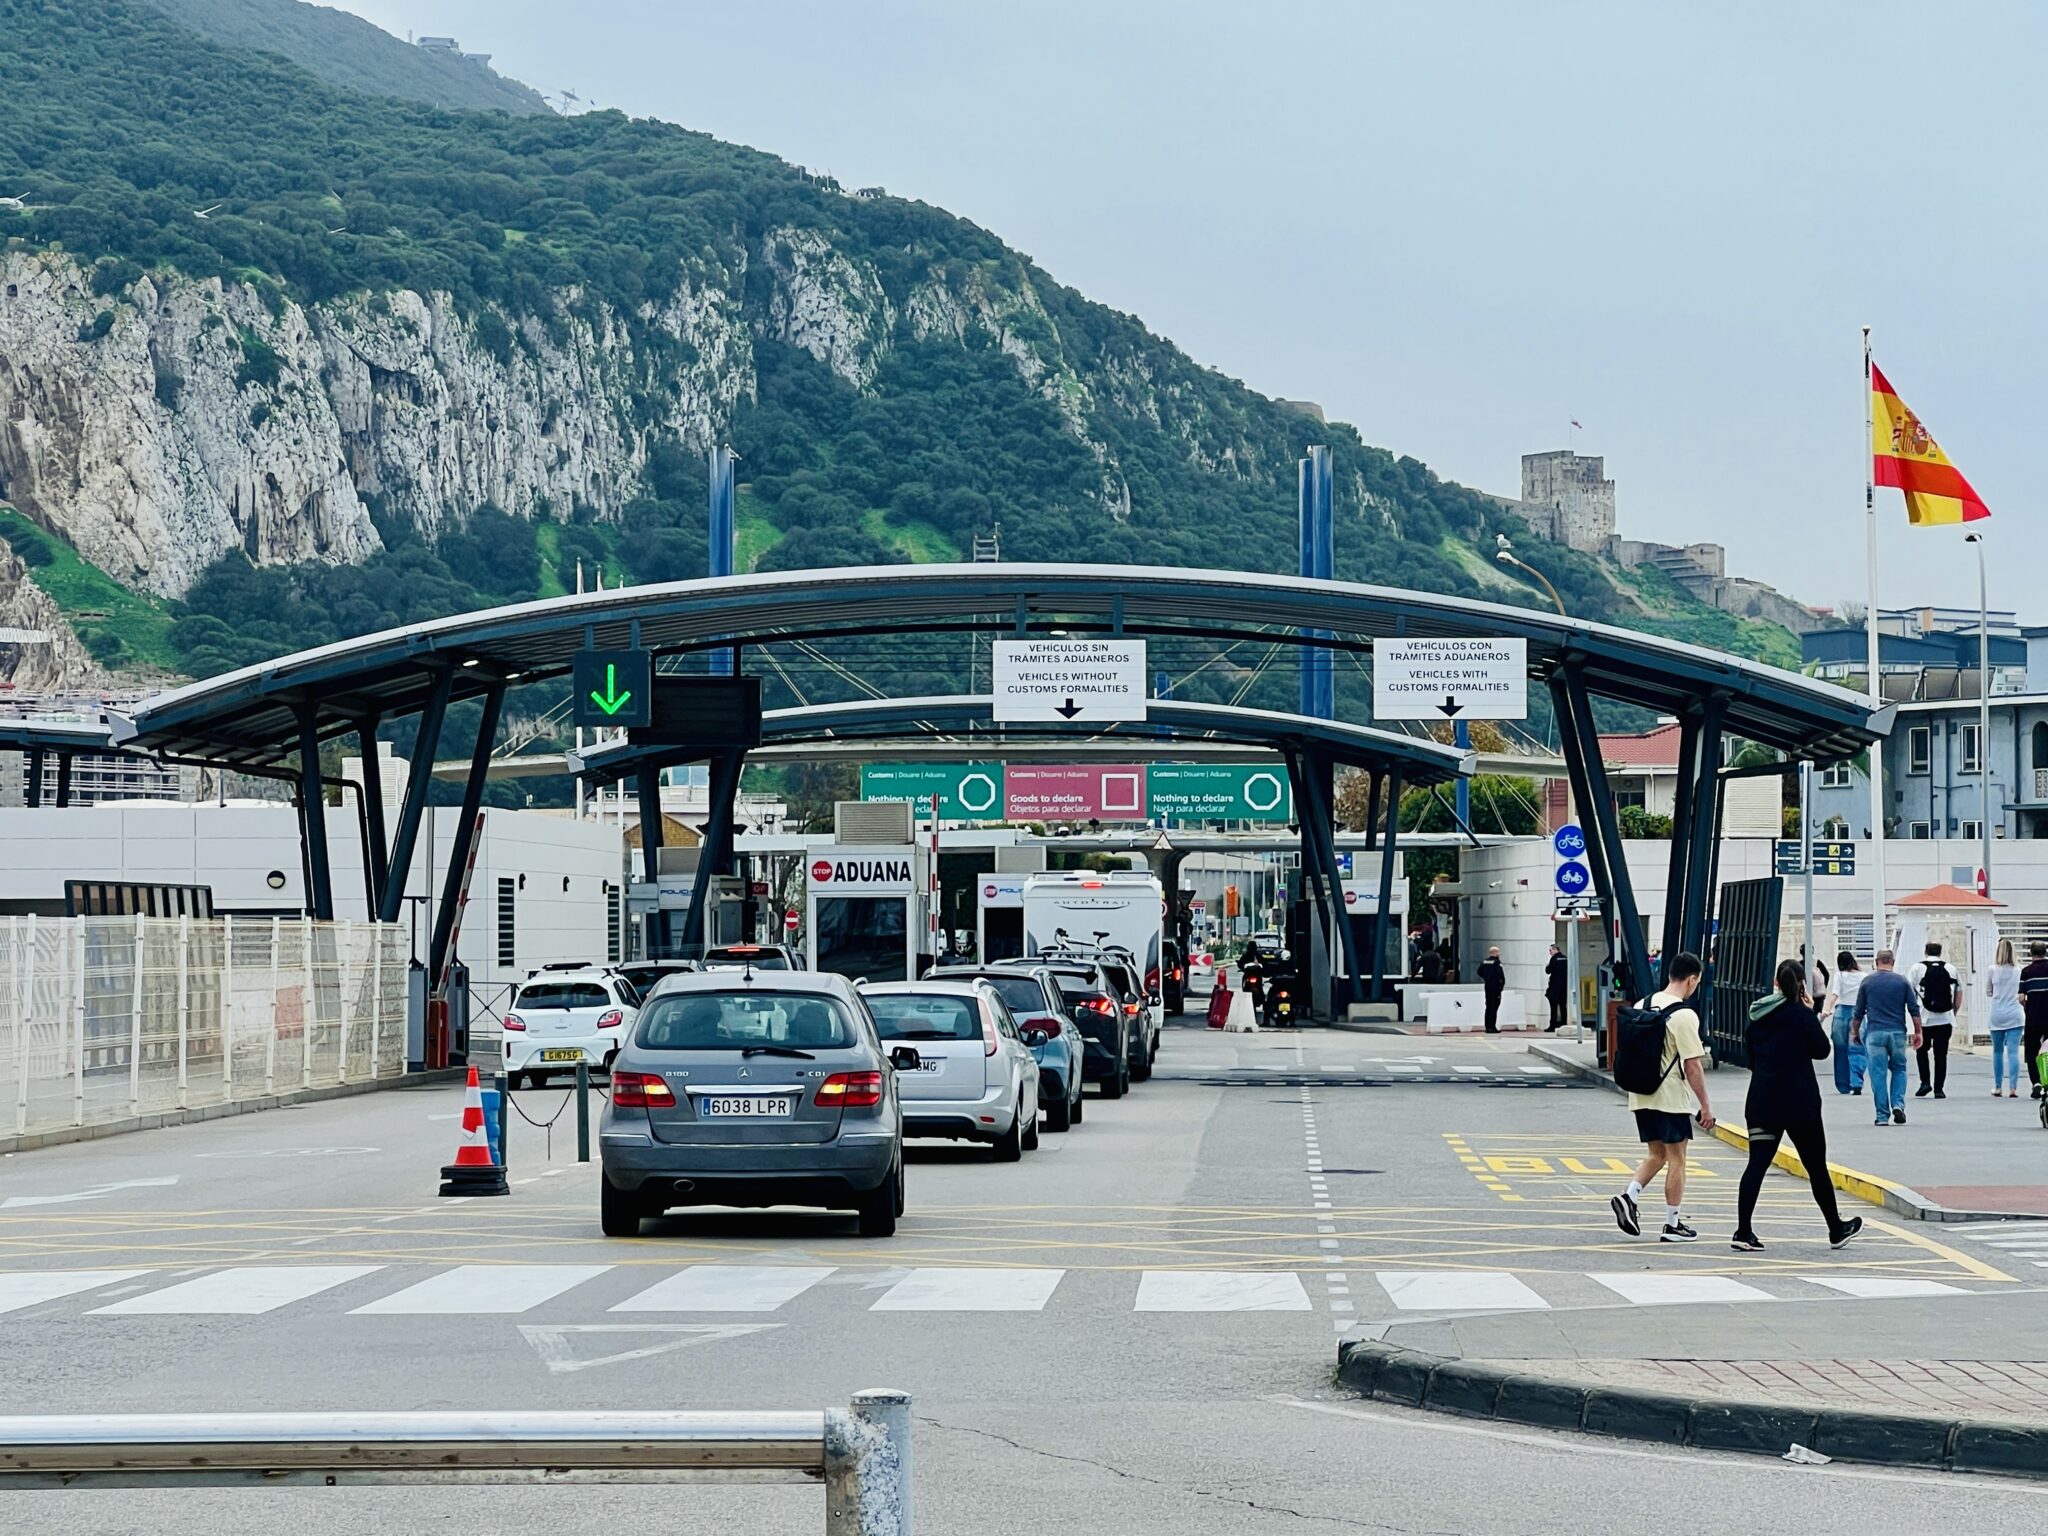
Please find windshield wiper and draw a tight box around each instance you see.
[741,1045,816,1059]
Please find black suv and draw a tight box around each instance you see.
[993,957,1133,1097]
[1160,940,1187,1016]
[1023,950,1152,1084]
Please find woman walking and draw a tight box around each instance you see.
[1986,937,2025,1098]
[1731,959,1863,1253]
[1827,951,1866,1096]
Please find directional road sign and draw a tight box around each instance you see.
[1775,838,1856,877]
[571,649,653,730]
[1372,637,1527,720]
[992,638,1148,722]
[861,763,1005,819]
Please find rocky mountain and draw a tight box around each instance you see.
[0,0,1799,695]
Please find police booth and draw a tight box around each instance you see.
[976,873,1027,962]
[804,846,927,982]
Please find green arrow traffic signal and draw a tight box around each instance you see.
[589,662,633,717]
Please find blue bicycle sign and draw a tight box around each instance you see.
[1554,860,1591,896]
[1552,824,1587,860]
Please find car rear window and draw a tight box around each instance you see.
[867,995,980,1041]
[704,947,790,969]
[637,992,853,1050]
[515,983,610,1009]
[976,976,1049,1015]
[1055,982,1112,1009]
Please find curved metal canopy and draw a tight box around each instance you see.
[111,563,1889,766]
[567,695,1475,787]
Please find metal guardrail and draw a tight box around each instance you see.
[0,1392,913,1534]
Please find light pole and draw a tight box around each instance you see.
[1965,530,1992,896]
[1495,534,1567,616]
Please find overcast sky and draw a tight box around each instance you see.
[336,1,2044,619]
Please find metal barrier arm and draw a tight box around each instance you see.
[0,1394,913,1535]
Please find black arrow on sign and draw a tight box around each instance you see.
[1437,696,1463,718]
[1055,698,1083,719]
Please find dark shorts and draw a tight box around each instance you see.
[1633,1108,1694,1145]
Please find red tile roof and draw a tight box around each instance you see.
[1891,882,2003,908]
[1597,721,1684,768]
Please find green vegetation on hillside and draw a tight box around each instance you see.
[0,507,178,672]
[138,0,549,114]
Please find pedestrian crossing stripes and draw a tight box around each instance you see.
[1954,1222,2048,1268]
[0,1264,1981,1322]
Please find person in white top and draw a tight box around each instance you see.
[1986,937,2024,1098]
[1827,951,1866,1096]
[1907,942,1960,1099]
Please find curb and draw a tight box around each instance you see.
[1336,1339,2048,1479]
[0,1068,469,1157]
[1521,1041,2040,1225]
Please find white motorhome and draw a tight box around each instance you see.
[1022,869,1166,1016]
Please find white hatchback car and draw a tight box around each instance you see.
[504,970,639,1088]
[861,980,1040,1161]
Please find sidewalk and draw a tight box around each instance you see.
[1340,1287,2048,1475]
[1529,1033,2048,1222]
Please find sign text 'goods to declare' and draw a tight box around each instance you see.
[993,639,1147,722]
[1372,637,1527,721]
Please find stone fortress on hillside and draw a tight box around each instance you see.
[1494,450,1816,633]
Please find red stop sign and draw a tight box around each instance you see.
[784,909,800,932]
[811,859,832,883]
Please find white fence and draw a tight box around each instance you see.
[1,916,409,1140]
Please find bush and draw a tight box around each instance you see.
[235,328,281,391]
[76,310,113,342]
[1,522,58,568]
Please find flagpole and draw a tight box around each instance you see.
[1863,326,1888,953]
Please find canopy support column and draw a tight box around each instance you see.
[635,762,668,956]
[354,717,390,916]
[1370,766,1404,1004]
[54,752,73,807]
[297,704,334,922]
[1677,700,1727,964]
[681,750,745,958]
[427,680,504,988]
[380,669,452,925]
[25,747,43,808]
[1661,713,1704,964]
[1553,664,1650,1006]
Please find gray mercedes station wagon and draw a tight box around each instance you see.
[597,970,915,1238]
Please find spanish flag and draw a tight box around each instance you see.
[1870,363,1990,525]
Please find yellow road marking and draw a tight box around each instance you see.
[1867,1217,2017,1283]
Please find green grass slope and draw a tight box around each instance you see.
[0,507,178,673]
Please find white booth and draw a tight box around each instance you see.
[976,873,1027,962]
[804,846,928,982]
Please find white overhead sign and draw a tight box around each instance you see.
[1373,637,1527,721]
[993,638,1148,722]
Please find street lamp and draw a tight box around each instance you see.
[1965,530,1992,895]
[1494,534,1567,616]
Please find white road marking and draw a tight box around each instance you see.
[1802,1276,1967,1299]
[352,1264,612,1315]
[871,1267,1065,1311]
[1587,1274,1774,1306]
[92,1266,383,1315]
[609,1265,836,1312]
[1452,1064,1493,1075]
[520,1322,781,1374]
[1,1177,179,1209]
[1374,1271,1550,1311]
[0,1270,147,1314]
[1135,1271,1311,1312]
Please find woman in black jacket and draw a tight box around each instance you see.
[1731,959,1864,1253]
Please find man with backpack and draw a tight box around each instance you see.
[1908,942,1957,1099]
[1610,952,1715,1243]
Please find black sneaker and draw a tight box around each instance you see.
[1730,1232,1765,1253]
[1660,1220,1699,1243]
[1934,1090,1946,1099]
[1915,1084,1932,1098]
[1829,1217,1864,1250]
[1852,1086,1863,1095]
[1611,1192,1641,1237]
[1892,1108,1906,1124]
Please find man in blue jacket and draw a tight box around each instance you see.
[1851,949,1923,1127]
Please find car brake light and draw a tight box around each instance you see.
[983,1008,1000,1057]
[1077,996,1113,1016]
[1145,966,1160,993]
[596,1010,624,1029]
[815,1070,882,1108]
[502,1014,526,1032]
[611,1070,673,1108]
[1124,1002,1140,1016]
[1031,1017,1062,1036]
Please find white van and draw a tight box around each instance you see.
[1022,869,1166,1021]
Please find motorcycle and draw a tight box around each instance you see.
[1262,966,1300,1028]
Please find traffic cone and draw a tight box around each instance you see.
[439,1065,510,1196]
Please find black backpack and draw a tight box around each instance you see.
[1919,961,1955,1013]
[1613,998,1684,1095]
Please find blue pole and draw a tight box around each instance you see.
[1298,446,1334,719]
[709,445,735,676]
[1454,718,1471,827]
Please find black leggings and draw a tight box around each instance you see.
[1916,1024,1954,1092]
[1735,1118,1844,1236]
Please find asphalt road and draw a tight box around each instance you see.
[3,1022,2039,1533]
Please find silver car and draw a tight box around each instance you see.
[861,980,1040,1161]
[598,972,914,1238]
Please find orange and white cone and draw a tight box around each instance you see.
[439,1065,509,1196]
